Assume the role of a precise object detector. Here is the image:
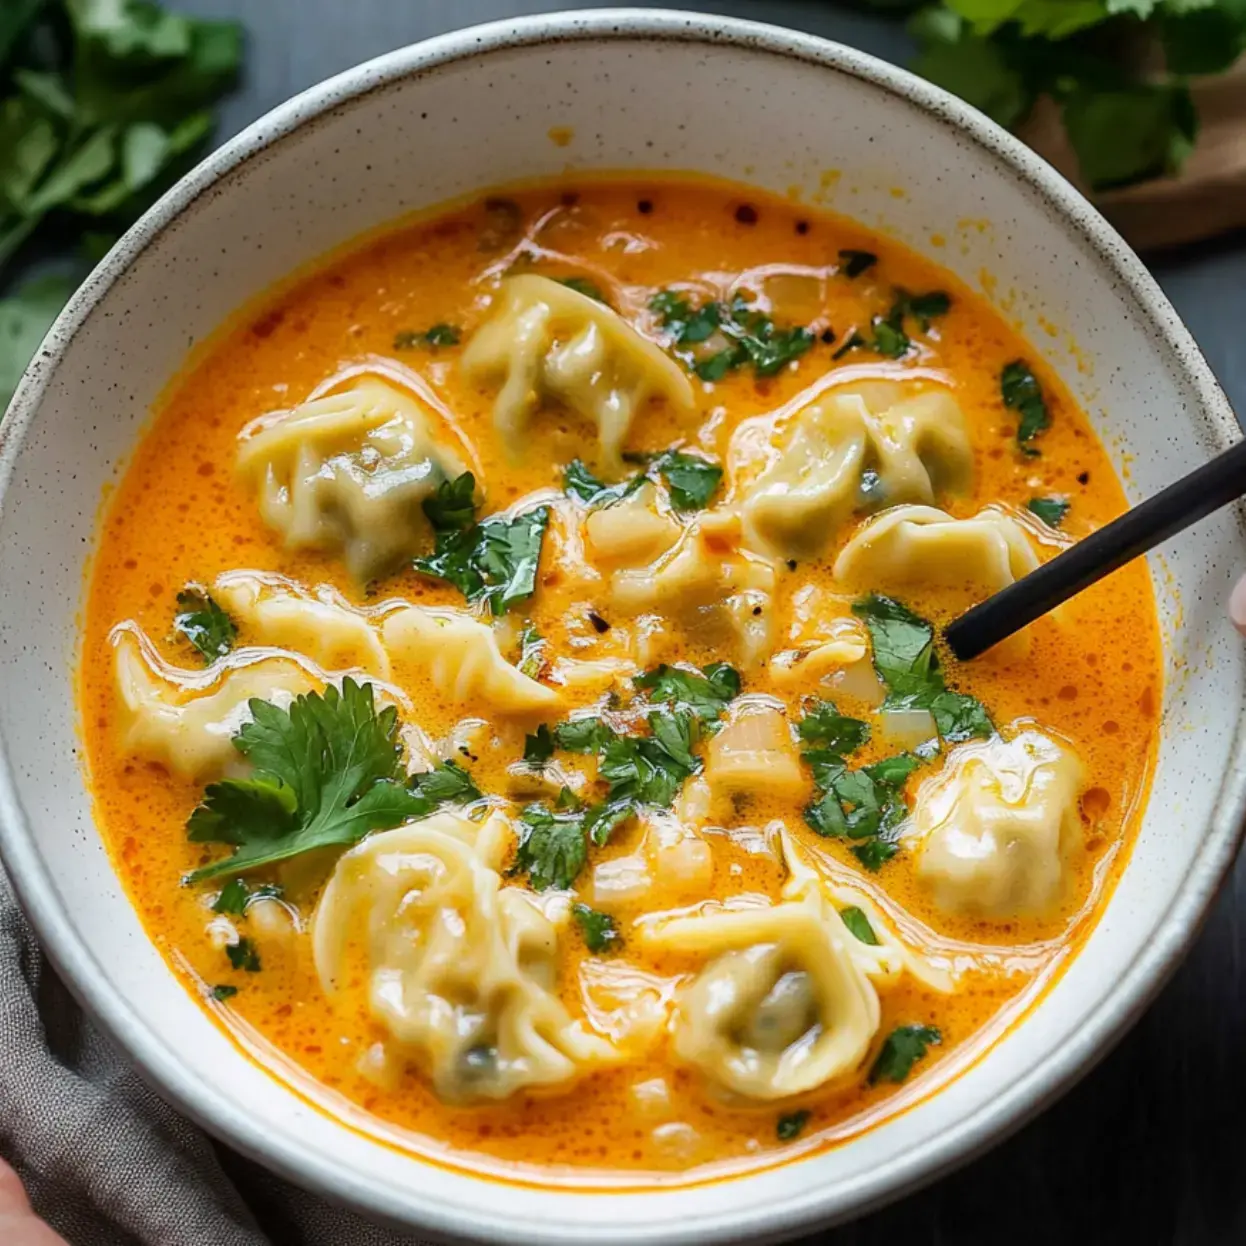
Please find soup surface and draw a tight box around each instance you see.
[80,178,1160,1186]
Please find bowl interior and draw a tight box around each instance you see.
[1,13,1243,1243]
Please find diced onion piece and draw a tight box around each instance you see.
[585,485,681,567]
[591,854,652,904]
[705,701,806,801]
[880,707,937,751]
[647,814,714,895]
[829,656,885,707]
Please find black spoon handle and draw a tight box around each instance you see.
[945,436,1246,661]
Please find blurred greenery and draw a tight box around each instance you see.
[0,0,242,408]
[867,0,1244,192]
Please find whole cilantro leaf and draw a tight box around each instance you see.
[868,1024,942,1085]
[562,458,645,507]
[185,679,431,881]
[173,587,236,662]
[554,717,616,754]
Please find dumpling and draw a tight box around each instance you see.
[111,626,318,782]
[909,730,1085,918]
[312,812,614,1102]
[704,698,807,804]
[461,275,695,468]
[739,382,973,557]
[641,873,880,1099]
[381,604,559,714]
[213,571,390,678]
[235,378,469,581]
[613,509,777,669]
[779,830,953,994]
[834,504,1039,597]
[583,484,682,569]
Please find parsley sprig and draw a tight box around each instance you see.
[414,471,549,615]
[185,679,471,882]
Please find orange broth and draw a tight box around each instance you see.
[79,178,1159,1186]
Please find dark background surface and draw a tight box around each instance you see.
[172,3,1246,1243]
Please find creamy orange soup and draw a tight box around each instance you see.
[80,178,1159,1186]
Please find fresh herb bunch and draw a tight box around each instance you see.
[865,0,1239,191]
[0,0,243,407]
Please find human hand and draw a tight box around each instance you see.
[0,1157,67,1246]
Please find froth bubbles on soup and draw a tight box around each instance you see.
[80,179,1159,1185]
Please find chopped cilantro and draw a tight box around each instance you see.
[1027,496,1069,527]
[838,249,878,278]
[185,679,433,882]
[1001,360,1050,452]
[517,627,547,679]
[554,717,616,754]
[840,906,879,945]
[776,1109,811,1141]
[524,724,555,766]
[211,879,281,917]
[209,984,238,1002]
[650,290,814,381]
[415,504,549,616]
[852,838,901,871]
[563,459,642,507]
[174,589,236,663]
[573,903,621,953]
[832,288,951,361]
[853,594,994,747]
[656,450,722,510]
[513,805,588,891]
[407,760,481,811]
[558,276,608,303]
[868,1025,942,1085]
[797,701,870,757]
[393,323,462,349]
[422,471,477,531]
[598,715,701,808]
[634,662,740,722]
[225,938,261,973]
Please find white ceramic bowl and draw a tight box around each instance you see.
[1,10,1244,1243]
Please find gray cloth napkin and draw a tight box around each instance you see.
[0,869,427,1246]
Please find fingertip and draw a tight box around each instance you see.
[1229,574,1246,636]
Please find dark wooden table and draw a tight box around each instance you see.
[177,2,1246,1242]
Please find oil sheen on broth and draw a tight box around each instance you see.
[80,179,1160,1185]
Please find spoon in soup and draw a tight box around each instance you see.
[945,436,1246,661]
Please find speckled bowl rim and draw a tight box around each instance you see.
[1,8,1243,1244]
